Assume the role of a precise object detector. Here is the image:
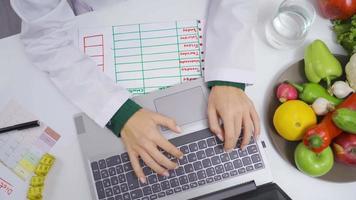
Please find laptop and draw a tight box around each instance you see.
[74,78,291,200]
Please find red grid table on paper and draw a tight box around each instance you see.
[83,34,105,71]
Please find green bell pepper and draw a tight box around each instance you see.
[290,82,343,106]
[304,39,343,88]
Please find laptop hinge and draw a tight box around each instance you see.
[190,181,257,200]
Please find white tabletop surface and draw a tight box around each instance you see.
[0,0,355,199]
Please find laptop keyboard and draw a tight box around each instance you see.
[90,128,265,200]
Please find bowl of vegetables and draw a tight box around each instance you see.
[266,39,356,182]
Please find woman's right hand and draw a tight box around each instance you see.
[121,109,183,184]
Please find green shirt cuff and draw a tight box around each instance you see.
[106,99,142,137]
[207,81,246,91]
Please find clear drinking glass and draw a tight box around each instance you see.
[265,0,316,49]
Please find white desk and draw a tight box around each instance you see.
[0,0,355,199]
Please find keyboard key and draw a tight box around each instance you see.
[214,175,222,181]
[202,158,212,168]
[114,195,123,200]
[220,153,230,162]
[230,170,238,177]
[193,161,203,171]
[198,140,208,149]
[222,172,230,179]
[95,181,105,199]
[105,188,114,197]
[108,197,114,200]
[98,159,106,169]
[247,145,258,154]
[106,155,121,167]
[123,163,133,172]
[214,145,224,154]
[206,177,214,183]
[168,170,176,178]
[161,180,170,190]
[242,157,252,166]
[157,174,166,181]
[116,165,124,174]
[121,153,130,163]
[184,164,194,173]
[158,192,165,198]
[238,168,246,174]
[152,183,161,193]
[103,178,111,187]
[179,175,189,185]
[190,182,198,188]
[118,174,126,183]
[238,149,248,157]
[179,156,189,165]
[196,150,206,160]
[126,171,140,190]
[246,165,254,171]
[130,189,143,199]
[101,169,109,179]
[189,143,199,152]
[251,154,261,163]
[174,187,182,193]
[188,173,197,182]
[197,170,207,180]
[150,194,158,200]
[166,189,174,195]
[142,186,152,196]
[215,165,224,174]
[206,167,216,177]
[92,169,101,180]
[211,156,221,165]
[109,167,117,176]
[187,153,198,162]
[198,180,206,186]
[180,145,189,154]
[254,163,264,169]
[122,193,130,200]
[148,175,158,184]
[120,183,129,193]
[207,138,217,147]
[170,178,179,188]
[175,166,184,176]
[182,184,190,191]
[111,176,119,186]
[205,148,215,157]
[216,137,223,144]
[224,162,234,171]
[91,162,99,170]
[143,167,152,176]
[233,159,243,169]
[228,150,239,160]
[113,185,120,195]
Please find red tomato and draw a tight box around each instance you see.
[317,0,356,19]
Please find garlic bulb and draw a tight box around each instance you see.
[331,81,354,99]
[312,97,335,116]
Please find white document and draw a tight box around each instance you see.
[78,20,205,94]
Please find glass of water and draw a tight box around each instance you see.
[265,0,316,49]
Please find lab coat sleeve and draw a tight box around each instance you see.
[204,0,258,85]
[10,0,131,127]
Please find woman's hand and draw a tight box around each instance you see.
[121,109,183,183]
[208,86,260,152]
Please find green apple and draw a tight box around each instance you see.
[294,142,334,177]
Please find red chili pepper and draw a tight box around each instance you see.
[303,93,356,153]
[317,0,356,20]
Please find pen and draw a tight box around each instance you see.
[0,120,40,134]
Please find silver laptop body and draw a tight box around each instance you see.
[74,78,273,200]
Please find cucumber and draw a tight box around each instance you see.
[332,108,356,134]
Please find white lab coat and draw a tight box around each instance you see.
[10,0,257,127]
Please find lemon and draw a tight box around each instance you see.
[273,100,317,141]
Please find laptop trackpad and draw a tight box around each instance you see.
[154,86,207,128]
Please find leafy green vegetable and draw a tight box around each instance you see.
[332,15,356,55]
